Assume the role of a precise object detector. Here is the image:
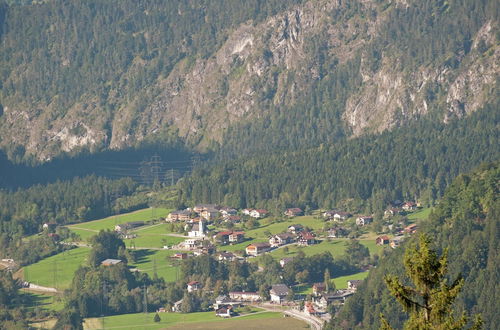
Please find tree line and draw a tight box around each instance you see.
[179,102,499,214]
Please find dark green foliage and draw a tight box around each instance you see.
[88,230,126,267]
[333,162,500,329]
[343,240,370,269]
[0,270,30,329]
[382,234,479,329]
[53,307,83,330]
[0,271,20,307]
[180,102,499,211]
[0,0,303,136]
[67,259,171,318]
[153,313,160,322]
[0,175,138,236]
[0,175,139,266]
[275,251,355,287]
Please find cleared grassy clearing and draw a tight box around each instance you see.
[86,311,288,330]
[129,249,181,282]
[407,207,432,221]
[68,208,171,232]
[125,234,184,249]
[264,238,384,261]
[332,271,369,289]
[20,290,65,312]
[130,223,175,235]
[69,228,98,241]
[168,313,307,330]
[22,247,90,290]
[293,270,368,294]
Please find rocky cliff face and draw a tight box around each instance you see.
[0,0,498,162]
[344,20,499,135]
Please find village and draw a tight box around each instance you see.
[106,201,423,324]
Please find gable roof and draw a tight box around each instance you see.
[271,284,289,296]
[247,242,271,249]
[101,259,122,265]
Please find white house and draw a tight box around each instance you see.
[250,209,268,218]
[228,291,261,302]
[187,281,202,292]
[270,284,289,304]
[356,216,373,226]
[334,212,351,221]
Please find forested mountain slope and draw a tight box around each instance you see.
[330,162,499,329]
[178,102,499,212]
[0,0,498,162]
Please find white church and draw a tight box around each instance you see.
[188,219,206,238]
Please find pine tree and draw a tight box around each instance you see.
[324,269,331,293]
[153,313,161,322]
[381,234,482,330]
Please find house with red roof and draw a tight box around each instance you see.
[298,232,317,246]
[245,242,271,256]
[376,235,390,245]
[284,208,304,217]
[187,281,202,292]
[250,209,269,218]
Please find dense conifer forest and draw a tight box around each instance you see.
[329,162,499,329]
[180,102,499,212]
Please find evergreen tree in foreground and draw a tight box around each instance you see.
[380,234,481,330]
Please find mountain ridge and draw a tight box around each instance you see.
[0,0,498,162]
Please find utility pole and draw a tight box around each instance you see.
[153,257,157,279]
[150,154,163,186]
[190,155,201,171]
[53,260,57,303]
[102,280,107,330]
[143,283,148,314]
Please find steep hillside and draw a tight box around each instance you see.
[0,0,498,162]
[331,162,500,329]
[178,102,499,211]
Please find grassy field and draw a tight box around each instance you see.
[407,207,432,221]
[129,249,181,282]
[70,228,99,241]
[263,238,384,261]
[85,311,293,330]
[20,290,66,312]
[332,271,369,289]
[168,313,307,330]
[125,233,184,249]
[22,247,90,290]
[293,270,369,294]
[67,208,171,237]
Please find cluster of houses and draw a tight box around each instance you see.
[375,223,418,248]
[171,277,366,318]
[309,280,362,312]
[245,224,318,257]
[167,205,308,254]
[168,204,267,223]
